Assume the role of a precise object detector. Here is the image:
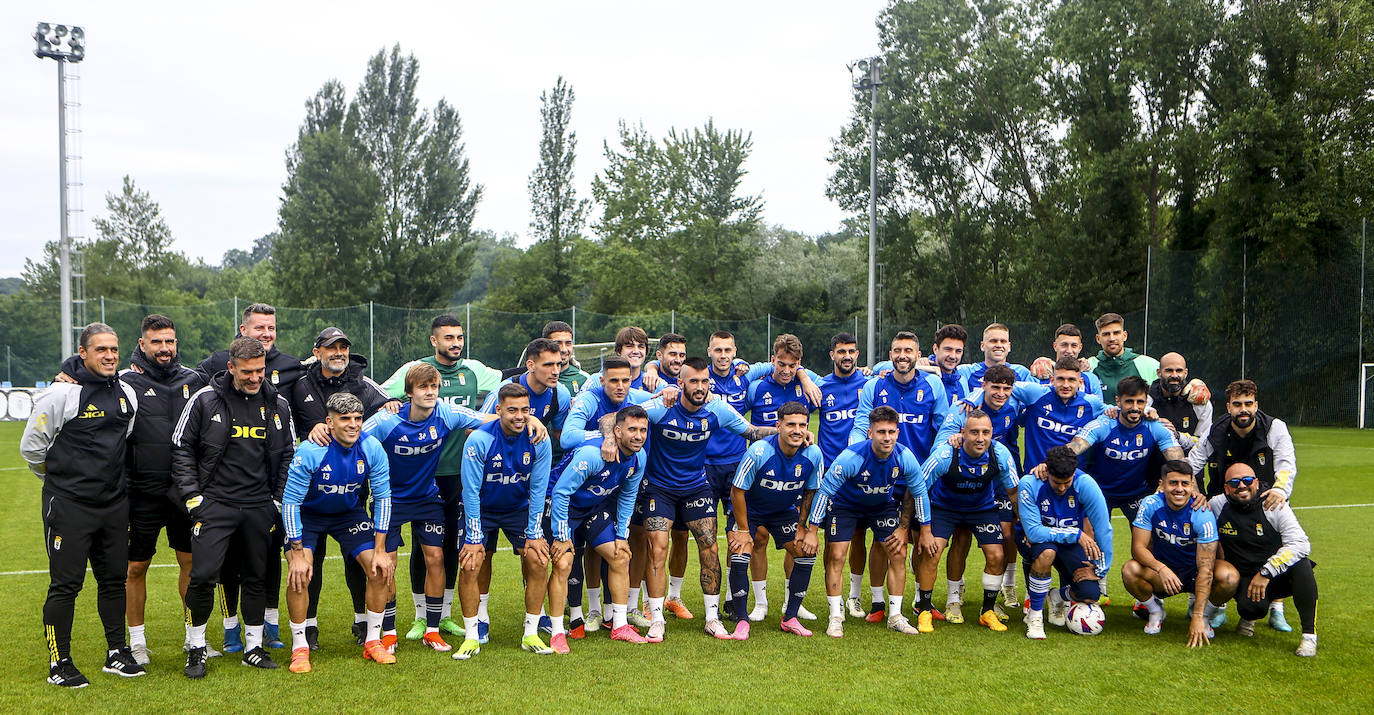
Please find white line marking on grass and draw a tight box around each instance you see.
[1294,443,1374,450]
[0,551,412,577]
[1106,502,1374,521]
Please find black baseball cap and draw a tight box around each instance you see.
[315,327,350,348]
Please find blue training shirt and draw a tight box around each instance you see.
[1037,369,1104,397]
[1003,381,1106,468]
[549,437,646,542]
[747,374,813,428]
[364,401,486,503]
[706,368,752,466]
[283,435,392,541]
[920,441,1018,513]
[1015,472,1113,578]
[808,441,930,526]
[848,372,949,463]
[1076,415,1178,503]
[642,396,753,491]
[1131,493,1218,573]
[732,436,824,517]
[480,374,572,431]
[816,370,867,465]
[559,384,655,451]
[959,361,1033,390]
[460,420,552,544]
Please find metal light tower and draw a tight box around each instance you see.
[849,56,883,364]
[34,22,85,359]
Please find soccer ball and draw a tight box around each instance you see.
[1066,602,1105,635]
[1183,378,1211,405]
[1030,356,1056,380]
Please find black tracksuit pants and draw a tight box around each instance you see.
[42,490,128,662]
[187,500,275,628]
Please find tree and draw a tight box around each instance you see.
[527,76,589,305]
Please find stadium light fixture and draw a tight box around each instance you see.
[848,55,883,365]
[34,21,85,359]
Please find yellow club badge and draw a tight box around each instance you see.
[357,460,365,474]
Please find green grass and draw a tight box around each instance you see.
[1,421,1372,712]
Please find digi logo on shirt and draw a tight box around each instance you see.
[232,425,268,440]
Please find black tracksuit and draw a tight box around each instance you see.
[21,355,138,662]
[121,349,207,561]
[290,354,392,618]
[171,372,294,629]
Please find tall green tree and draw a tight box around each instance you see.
[527,76,589,304]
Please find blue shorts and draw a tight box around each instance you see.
[931,506,1003,546]
[705,462,738,506]
[385,499,445,552]
[475,506,530,553]
[1106,493,1151,524]
[823,501,901,544]
[300,508,376,559]
[1017,541,1102,601]
[1154,562,1199,597]
[994,493,1016,523]
[727,509,800,549]
[638,481,717,528]
[546,507,619,550]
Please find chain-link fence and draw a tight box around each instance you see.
[1,243,1368,425]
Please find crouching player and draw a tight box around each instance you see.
[916,410,1018,633]
[453,383,553,660]
[1207,464,1319,656]
[282,393,396,672]
[806,406,931,638]
[1016,446,1113,640]
[546,405,652,652]
[1121,461,1224,648]
[726,402,824,639]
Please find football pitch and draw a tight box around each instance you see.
[1,421,1371,713]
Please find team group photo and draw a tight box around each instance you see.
[3,1,1372,712]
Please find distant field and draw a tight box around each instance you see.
[1,422,1371,712]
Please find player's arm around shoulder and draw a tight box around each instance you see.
[19,382,76,476]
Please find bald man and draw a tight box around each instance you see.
[1147,352,1212,452]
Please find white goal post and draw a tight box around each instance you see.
[1361,363,1374,429]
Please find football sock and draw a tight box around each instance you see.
[887,594,904,618]
[587,588,602,613]
[849,572,864,600]
[187,623,207,649]
[648,597,665,623]
[703,594,720,622]
[477,593,490,622]
[129,624,146,648]
[245,623,263,652]
[290,621,307,650]
[1028,575,1052,611]
[828,595,843,619]
[365,610,383,643]
[413,592,426,621]
[870,585,884,607]
[611,603,628,630]
[523,612,539,638]
[916,589,933,612]
[223,615,239,630]
[426,595,442,629]
[784,557,815,620]
[751,579,768,609]
[382,600,396,632]
[728,553,751,623]
[264,607,279,627]
[668,576,684,601]
[981,572,1001,612]
[442,588,454,620]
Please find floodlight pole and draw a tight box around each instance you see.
[55,58,72,358]
[851,56,883,366]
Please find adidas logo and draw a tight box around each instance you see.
[211,414,223,423]
[144,388,157,397]
[398,435,409,442]
[304,394,314,403]
[322,464,332,471]
[765,470,775,476]
[86,403,98,411]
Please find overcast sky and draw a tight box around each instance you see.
[0,1,886,279]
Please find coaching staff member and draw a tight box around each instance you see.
[173,336,295,678]
[22,322,144,687]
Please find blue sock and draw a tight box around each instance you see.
[425,595,442,629]
[382,600,396,632]
[784,557,815,620]
[1028,575,1052,611]
[728,553,751,623]
[567,548,584,609]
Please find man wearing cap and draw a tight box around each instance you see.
[290,327,400,649]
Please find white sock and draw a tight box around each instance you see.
[304,617,317,628]
[828,595,843,619]
[290,621,307,650]
[1145,597,1164,615]
[570,605,584,622]
[648,596,665,623]
[186,623,207,648]
[539,606,547,618]
[1203,601,1219,620]
[366,610,383,643]
[264,607,279,626]
[849,573,863,600]
[245,624,263,651]
[751,580,768,606]
[463,615,478,635]
[353,612,366,625]
[1002,569,1016,588]
[413,592,426,620]
[1301,633,1317,643]
[612,603,628,629]
[477,593,490,621]
[887,594,903,616]
[628,586,641,611]
[870,585,884,605]
[129,624,146,648]
[1271,601,1286,614]
[442,589,454,620]
[587,588,602,612]
[552,616,565,636]
[981,572,1001,595]
[703,594,720,622]
[947,578,964,602]
[223,615,239,630]
[523,612,539,638]
[668,576,684,600]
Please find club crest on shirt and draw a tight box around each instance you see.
[271,370,279,385]
[795,464,804,477]
[1183,522,1192,536]
[53,535,62,551]
[274,414,282,430]
[184,384,190,399]
[917,389,924,402]
[458,373,467,385]
[1077,406,1084,418]
[1136,433,1143,446]
[890,467,899,480]
[523,452,531,466]
[1068,496,1076,508]
[357,459,365,474]
[1258,453,1266,465]
[260,406,266,421]
[1255,523,1264,535]
[430,425,439,440]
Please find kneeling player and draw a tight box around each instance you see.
[1121,462,1225,648]
[726,403,824,639]
[282,393,397,672]
[1207,463,1318,656]
[453,383,553,659]
[546,405,652,651]
[1016,446,1113,640]
[916,410,1017,633]
[806,406,931,637]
